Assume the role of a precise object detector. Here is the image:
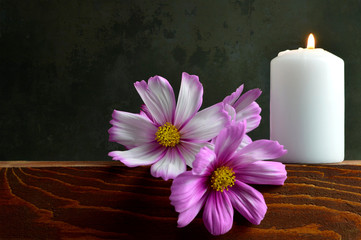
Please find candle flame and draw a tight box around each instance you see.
[307,33,315,49]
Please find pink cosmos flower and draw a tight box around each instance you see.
[221,85,262,147]
[108,72,229,180]
[170,122,287,235]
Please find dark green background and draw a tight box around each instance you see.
[1,0,360,161]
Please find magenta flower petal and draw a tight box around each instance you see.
[243,115,262,133]
[177,141,207,167]
[108,143,164,167]
[222,84,244,106]
[180,103,230,141]
[236,140,287,161]
[233,88,262,113]
[221,86,262,133]
[134,76,176,125]
[139,109,149,119]
[177,193,208,228]
[150,148,187,180]
[215,122,246,164]
[174,72,203,128]
[140,104,154,122]
[239,134,252,149]
[235,102,262,132]
[203,191,234,236]
[192,146,216,175]
[170,171,208,213]
[108,110,157,148]
[227,180,267,225]
[224,103,237,122]
[235,161,287,185]
[236,102,261,121]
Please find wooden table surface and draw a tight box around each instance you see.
[1,161,361,240]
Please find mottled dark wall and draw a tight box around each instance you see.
[1,0,360,161]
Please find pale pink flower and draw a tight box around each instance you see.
[170,122,287,235]
[108,72,229,180]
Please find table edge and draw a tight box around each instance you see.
[0,160,360,167]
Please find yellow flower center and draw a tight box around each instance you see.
[155,122,180,147]
[210,166,236,192]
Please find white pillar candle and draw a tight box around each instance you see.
[270,34,344,163]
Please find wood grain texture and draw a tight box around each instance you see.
[1,162,361,239]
